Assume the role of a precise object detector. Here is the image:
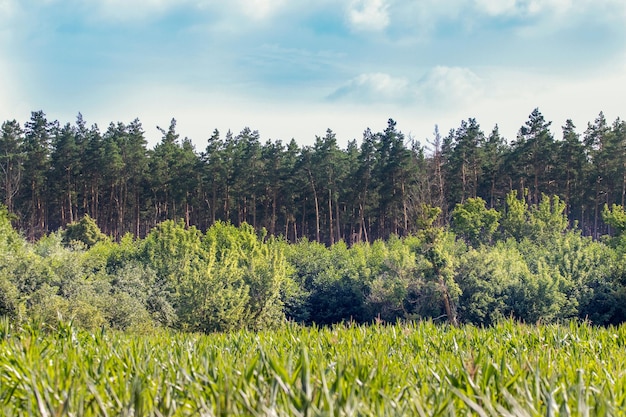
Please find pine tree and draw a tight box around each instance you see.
[21,111,56,239]
[0,120,24,213]
[50,123,81,228]
[557,119,587,225]
[479,125,507,208]
[514,108,557,205]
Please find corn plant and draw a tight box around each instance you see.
[0,319,625,416]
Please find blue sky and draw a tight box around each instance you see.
[1,0,624,148]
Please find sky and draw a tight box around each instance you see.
[0,0,625,149]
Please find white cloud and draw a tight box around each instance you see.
[347,0,390,32]
[416,66,483,105]
[85,0,294,23]
[328,66,484,109]
[472,0,626,20]
[473,0,518,16]
[472,0,585,17]
[236,0,286,20]
[82,0,181,21]
[0,0,20,27]
[328,73,411,103]
[391,0,624,39]
[0,0,16,18]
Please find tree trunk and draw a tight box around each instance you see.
[328,188,334,245]
[336,201,341,243]
[307,170,320,243]
[440,281,458,327]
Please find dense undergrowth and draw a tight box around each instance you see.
[1,191,626,332]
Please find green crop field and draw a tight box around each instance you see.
[1,319,625,416]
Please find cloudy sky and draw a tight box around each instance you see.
[1,0,625,148]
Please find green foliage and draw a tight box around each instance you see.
[2,321,626,415]
[176,252,249,333]
[416,226,461,326]
[500,190,568,242]
[456,245,521,325]
[28,284,70,325]
[286,239,367,324]
[139,220,290,332]
[504,245,572,323]
[365,237,419,322]
[140,220,205,285]
[110,262,177,327]
[451,197,500,246]
[456,231,613,325]
[602,203,626,237]
[415,204,442,230]
[62,214,108,248]
[2,109,626,250]
[102,233,141,272]
[0,274,20,320]
[519,230,622,325]
[203,222,290,330]
[500,189,529,241]
[0,205,23,252]
[530,193,569,239]
[2,190,626,331]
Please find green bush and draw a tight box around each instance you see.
[63,214,108,248]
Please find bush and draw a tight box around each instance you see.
[63,214,108,248]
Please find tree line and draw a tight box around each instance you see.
[0,108,624,242]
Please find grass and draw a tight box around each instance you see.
[1,318,625,416]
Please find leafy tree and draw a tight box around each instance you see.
[415,208,460,326]
[537,231,616,324]
[63,214,108,248]
[500,190,530,241]
[203,222,290,330]
[602,204,626,237]
[0,204,23,250]
[287,239,367,325]
[528,194,568,241]
[456,245,523,325]
[0,273,20,319]
[176,250,249,333]
[500,191,567,242]
[0,206,24,319]
[140,219,205,291]
[511,240,576,322]
[364,236,420,322]
[109,262,176,327]
[451,197,500,247]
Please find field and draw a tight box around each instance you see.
[1,319,625,416]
